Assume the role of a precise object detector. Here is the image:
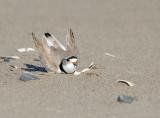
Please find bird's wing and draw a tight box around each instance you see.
[32,32,65,72]
[43,33,66,51]
[65,29,79,56]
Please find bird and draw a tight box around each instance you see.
[32,29,79,74]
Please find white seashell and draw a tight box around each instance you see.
[26,48,35,52]
[74,68,90,76]
[10,56,20,59]
[74,71,81,76]
[17,48,26,52]
[7,56,20,59]
[10,65,18,69]
[17,48,35,52]
[81,68,90,73]
[105,52,116,57]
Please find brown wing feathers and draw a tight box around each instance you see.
[70,28,75,49]
[32,32,45,52]
[32,32,58,72]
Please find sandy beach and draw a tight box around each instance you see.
[0,0,160,118]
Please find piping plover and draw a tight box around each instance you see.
[32,29,79,74]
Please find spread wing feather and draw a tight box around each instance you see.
[65,29,79,56]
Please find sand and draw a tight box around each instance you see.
[0,0,160,118]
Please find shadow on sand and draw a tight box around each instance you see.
[22,64,47,72]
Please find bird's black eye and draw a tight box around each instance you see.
[66,59,70,61]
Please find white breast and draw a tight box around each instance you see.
[62,63,76,74]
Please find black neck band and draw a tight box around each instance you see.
[59,62,67,74]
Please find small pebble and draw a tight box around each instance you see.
[19,73,39,81]
[117,95,135,104]
[4,58,11,63]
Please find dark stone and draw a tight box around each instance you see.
[117,95,135,104]
[19,73,39,81]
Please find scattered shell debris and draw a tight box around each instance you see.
[117,80,135,87]
[105,52,116,57]
[10,65,18,69]
[0,56,20,60]
[89,61,97,69]
[0,56,20,63]
[117,95,135,104]
[17,48,35,52]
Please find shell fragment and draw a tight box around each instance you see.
[0,56,20,60]
[105,52,116,57]
[117,80,135,87]
[17,48,35,52]
[10,65,18,69]
[0,56,20,63]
